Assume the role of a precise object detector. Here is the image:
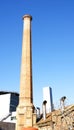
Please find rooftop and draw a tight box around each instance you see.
[0,91,19,96]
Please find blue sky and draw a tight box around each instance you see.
[0,0,74,110]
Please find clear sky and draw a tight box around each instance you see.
[0,0,74,110]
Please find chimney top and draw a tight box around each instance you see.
[23,14,32,20]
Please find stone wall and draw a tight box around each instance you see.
[37,105,74,130]
[0,122,15,130]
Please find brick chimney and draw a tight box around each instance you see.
[16,15,36,130]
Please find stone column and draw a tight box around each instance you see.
[16,15,36,130]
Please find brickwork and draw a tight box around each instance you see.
[36,105,74,130]
[16,15,36,130]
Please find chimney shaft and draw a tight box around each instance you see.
[20,15,33,105]
[15,15,36,130]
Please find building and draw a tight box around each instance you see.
[43,87,53,113]
[36,104,74,130]
[0,91,19,122]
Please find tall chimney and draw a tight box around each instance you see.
[20,15,33,105]
[16,15,36,130]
